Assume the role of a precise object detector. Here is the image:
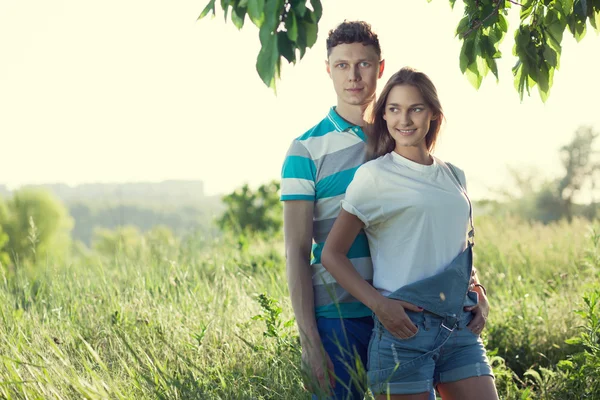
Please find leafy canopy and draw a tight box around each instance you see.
[199,0,600,102]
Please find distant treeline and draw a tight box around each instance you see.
[68,198,223,245]
[0,180,224,246]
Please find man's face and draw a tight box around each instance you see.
[326,43,384,108]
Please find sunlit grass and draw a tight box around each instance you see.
[0,216,598,399]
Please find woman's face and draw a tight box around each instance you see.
[383,84,437,152]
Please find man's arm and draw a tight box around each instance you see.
[283,200,335,391]
[284,200,319,347]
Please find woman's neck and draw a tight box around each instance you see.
[393,146,432,165]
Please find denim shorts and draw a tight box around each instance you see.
[367,309,494,395]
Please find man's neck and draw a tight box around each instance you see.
[335,101,372,127]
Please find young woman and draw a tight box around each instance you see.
[321,67,498,400]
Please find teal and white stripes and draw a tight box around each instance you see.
[281,107,374,318]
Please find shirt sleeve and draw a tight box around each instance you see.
[280,140,316,201]
[340,164,384,228]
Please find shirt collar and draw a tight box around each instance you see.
[326,106,367,142]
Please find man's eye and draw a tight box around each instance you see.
[360,62,370,67]
[337,63,347,69]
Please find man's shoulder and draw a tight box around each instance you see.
[295,113,338,143]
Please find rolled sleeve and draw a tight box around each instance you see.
[342,164,383,228]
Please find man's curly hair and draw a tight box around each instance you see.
[326,21,381,58]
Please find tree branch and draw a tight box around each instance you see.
[461,1,504,38]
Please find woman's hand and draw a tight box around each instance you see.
[465,293,489,335]
[373,297,423,339]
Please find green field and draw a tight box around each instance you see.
[1,215,599,399]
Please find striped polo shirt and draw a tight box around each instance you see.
[280,106,373,319]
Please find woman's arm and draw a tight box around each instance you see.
[321,209,383,311]
[322,209,422,339]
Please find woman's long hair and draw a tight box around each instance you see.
[367,67,444,160]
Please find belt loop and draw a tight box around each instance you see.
[423,313,431,331]
[441,314,458,332]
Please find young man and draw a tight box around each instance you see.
[280,21,385,399]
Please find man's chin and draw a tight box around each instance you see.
[342,96,371,106]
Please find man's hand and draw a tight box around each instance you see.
[373,297,423,340]
[465,292,489,335]
[302,347,335,395]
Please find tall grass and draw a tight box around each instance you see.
[0,215,598,399]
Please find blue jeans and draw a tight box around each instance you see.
[312,316,372,400]
[312,316,436,400]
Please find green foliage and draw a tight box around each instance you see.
[0,188,73,266]
[92,225,145,260]
[92,225,181,262]
[200,0,600,101]
[0,200,10,267]
[555,289,600,397]
[217,180,282,236]
[558,125,600,221]
[69,199,223,246]
[250,293,297,355]
[198,0,323,90]
[494,125,599,223]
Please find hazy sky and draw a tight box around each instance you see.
[1,0,599,200]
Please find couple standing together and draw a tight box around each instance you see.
[280,21,499,400]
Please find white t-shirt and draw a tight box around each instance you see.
[341,151,471,295]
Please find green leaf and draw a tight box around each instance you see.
[296,20,307,58]
[303,20,318,47]
[568,0,589,41]
[459,38,474,73]
[544,8,567,51]
[543,46,558,68]
[465,62,483,89]
[248,0,265,27]
[456,16,470,37]
[591,10,600,32]
[449,0,457,9]
[560,0,575,14]
[482,4,499,27]
[310,0,323,22]
[512,60,527,101]
[487,56,499,81]
[291,0,307,17]
[521,0,535,22]
[198,0,217,20]
[263,0,283,35]
[239,0,249,6]
[285,11,298,42]
[231,5,247,29]
[565,337,583,345]
[222,0,231,22]
[498,13,508,33]
[256,26,279,87]
[536,65,551,102]
[277,31,296,64]
[474,38,490,77]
